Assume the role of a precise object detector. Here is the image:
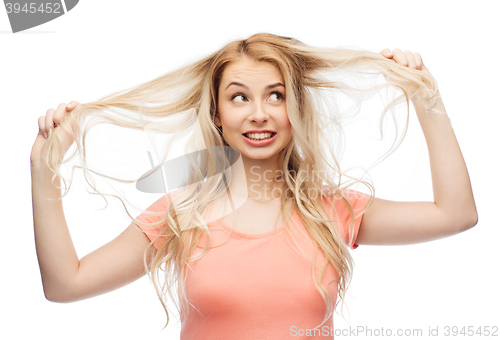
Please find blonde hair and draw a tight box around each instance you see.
[42,33,442,330]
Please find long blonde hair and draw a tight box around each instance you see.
[42,33,442,330]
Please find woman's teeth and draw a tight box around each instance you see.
[245,132,274,140]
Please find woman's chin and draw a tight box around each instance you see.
[240,150,281,161]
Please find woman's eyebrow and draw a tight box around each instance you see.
[225,82,285,90]
[266,82,285,90]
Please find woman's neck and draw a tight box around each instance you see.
[228,153,287,203]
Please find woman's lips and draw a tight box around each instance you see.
[242,132,277,146]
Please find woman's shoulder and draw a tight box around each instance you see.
[321,184,372,212]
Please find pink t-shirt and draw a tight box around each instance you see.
[135,187,371,339]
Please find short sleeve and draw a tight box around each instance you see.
[134,190,182,251]
[322,187,372,250]
[134,195,169,251]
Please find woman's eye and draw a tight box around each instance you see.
[269,92,283,102]
[232,94,247,103]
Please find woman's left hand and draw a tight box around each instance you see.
[380,48,436,100]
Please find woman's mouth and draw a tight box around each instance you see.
[242,132,278,146]
[243,132,276,141]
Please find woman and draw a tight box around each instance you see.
[30,33,477,339]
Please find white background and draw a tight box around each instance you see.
[1,1,498,339]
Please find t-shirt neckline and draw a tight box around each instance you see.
[216,209,298,239]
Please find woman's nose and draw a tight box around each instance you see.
[250,103,269,123]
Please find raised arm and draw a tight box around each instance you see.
[355,49,478,246]
[31,102,155,302]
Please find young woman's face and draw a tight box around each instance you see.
[216,58,292,161]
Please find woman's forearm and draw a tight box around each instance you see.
[31,160,80,301]
[412,92,478,229]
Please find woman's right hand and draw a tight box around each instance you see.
[30,100,156,303]
[30,101,81,164]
